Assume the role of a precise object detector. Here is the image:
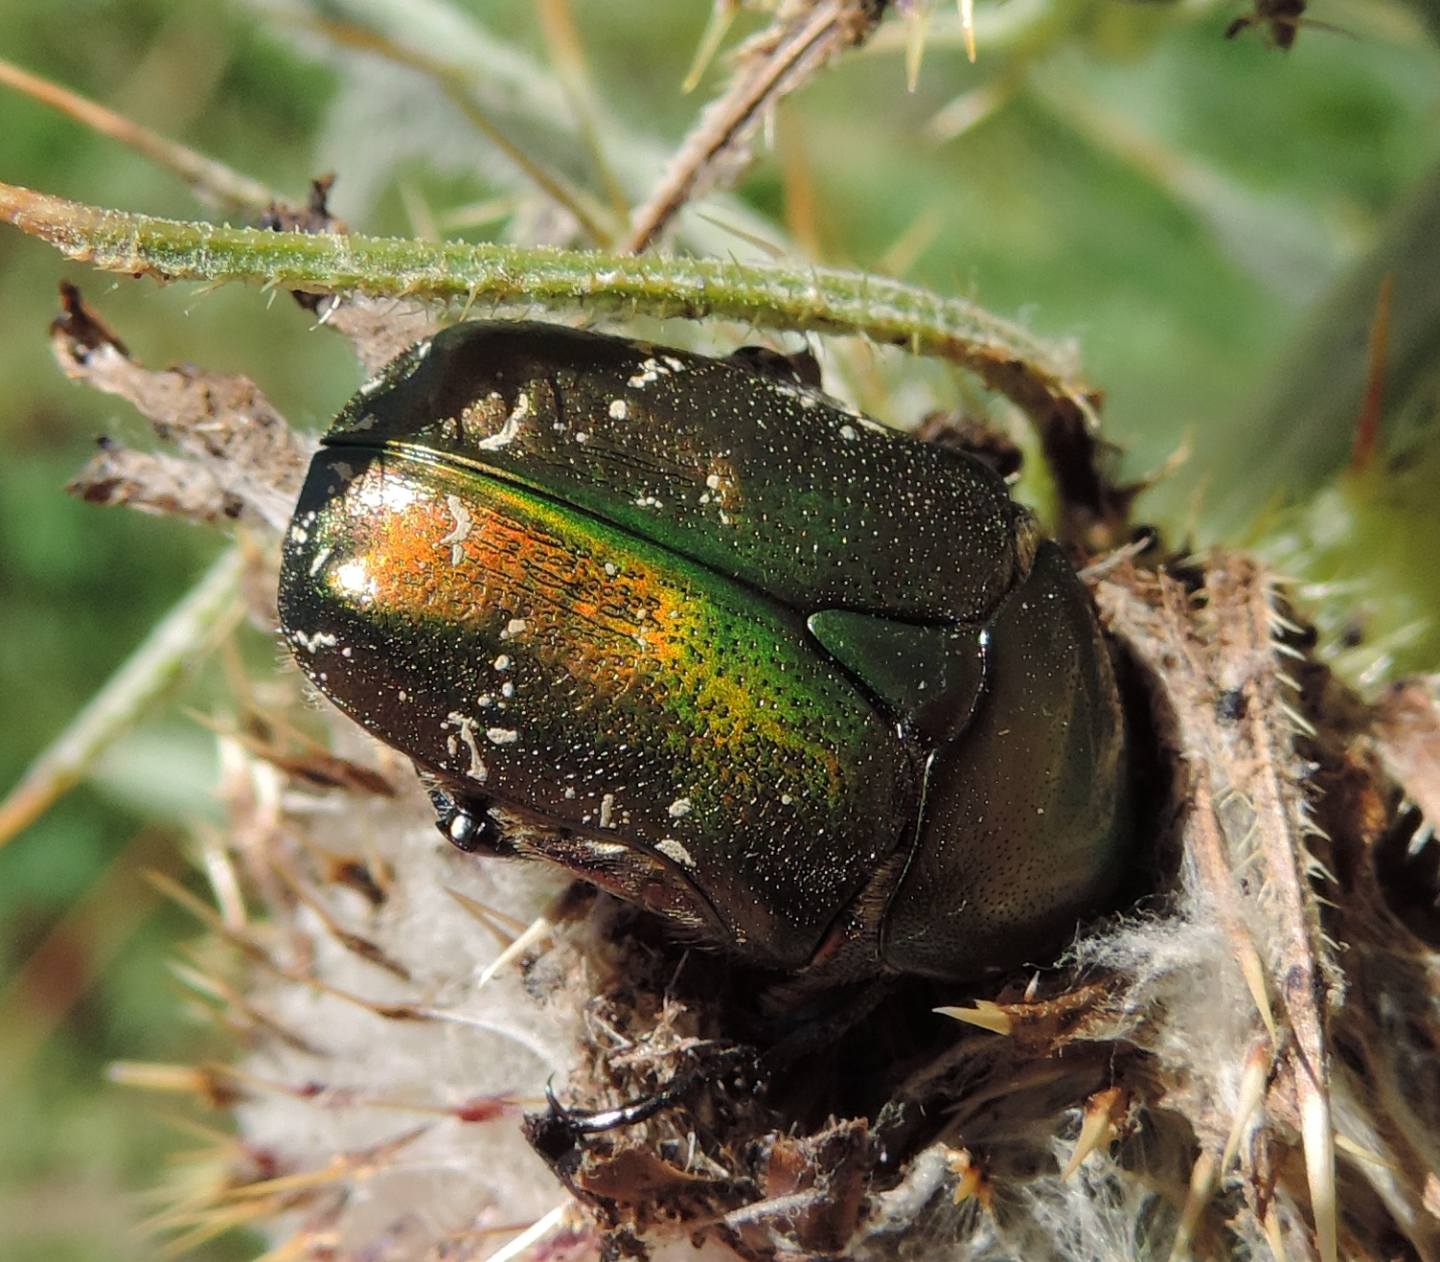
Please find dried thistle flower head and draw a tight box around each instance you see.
[32,277,1440,1262]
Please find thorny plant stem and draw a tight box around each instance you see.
[0,182,1095,430]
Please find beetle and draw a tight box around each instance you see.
[278,321,1133,986]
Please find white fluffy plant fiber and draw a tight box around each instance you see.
[192,548,1440,1262]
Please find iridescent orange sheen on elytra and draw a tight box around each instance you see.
[319,456,867,803]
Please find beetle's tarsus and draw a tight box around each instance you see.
[538,1045,762,1142]
[542,1079,679,1135]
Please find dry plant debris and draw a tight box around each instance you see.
[38,280,1440,1262]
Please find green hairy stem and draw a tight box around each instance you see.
[0,181,1092,430]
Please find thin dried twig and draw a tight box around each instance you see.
[0,55,277,212]
[296,12,615,245]
[625,0,886,253]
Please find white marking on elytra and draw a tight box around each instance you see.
[308,545,332,577]
[485,727,519,745]
[438,494,473,565]
[493,655,511,671]
[667,797,692,819]
[608,398,629,420]
[839,424,858,442]
[500,618,528,641]
[290,628,338,654]
[587,840,630,860]
[657,838,695,868]
[477,391,530,451]
[627,357,671,388]
[445,712,488,782]
[380,480,419,512]
[599,793,616,829]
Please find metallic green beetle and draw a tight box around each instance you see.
[278,321,1132,984]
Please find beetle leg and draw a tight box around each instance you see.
[913,410,1024,480]
[529,1045,760,1153]
[506,829,727,944]
[727,343,822,388]
[423,780,499,854]
[540,1077,682,1135]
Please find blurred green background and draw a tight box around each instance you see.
[0,1,1437,1258]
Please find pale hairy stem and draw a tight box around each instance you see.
[0,549,246,848]
[1096,557,1339,1262]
